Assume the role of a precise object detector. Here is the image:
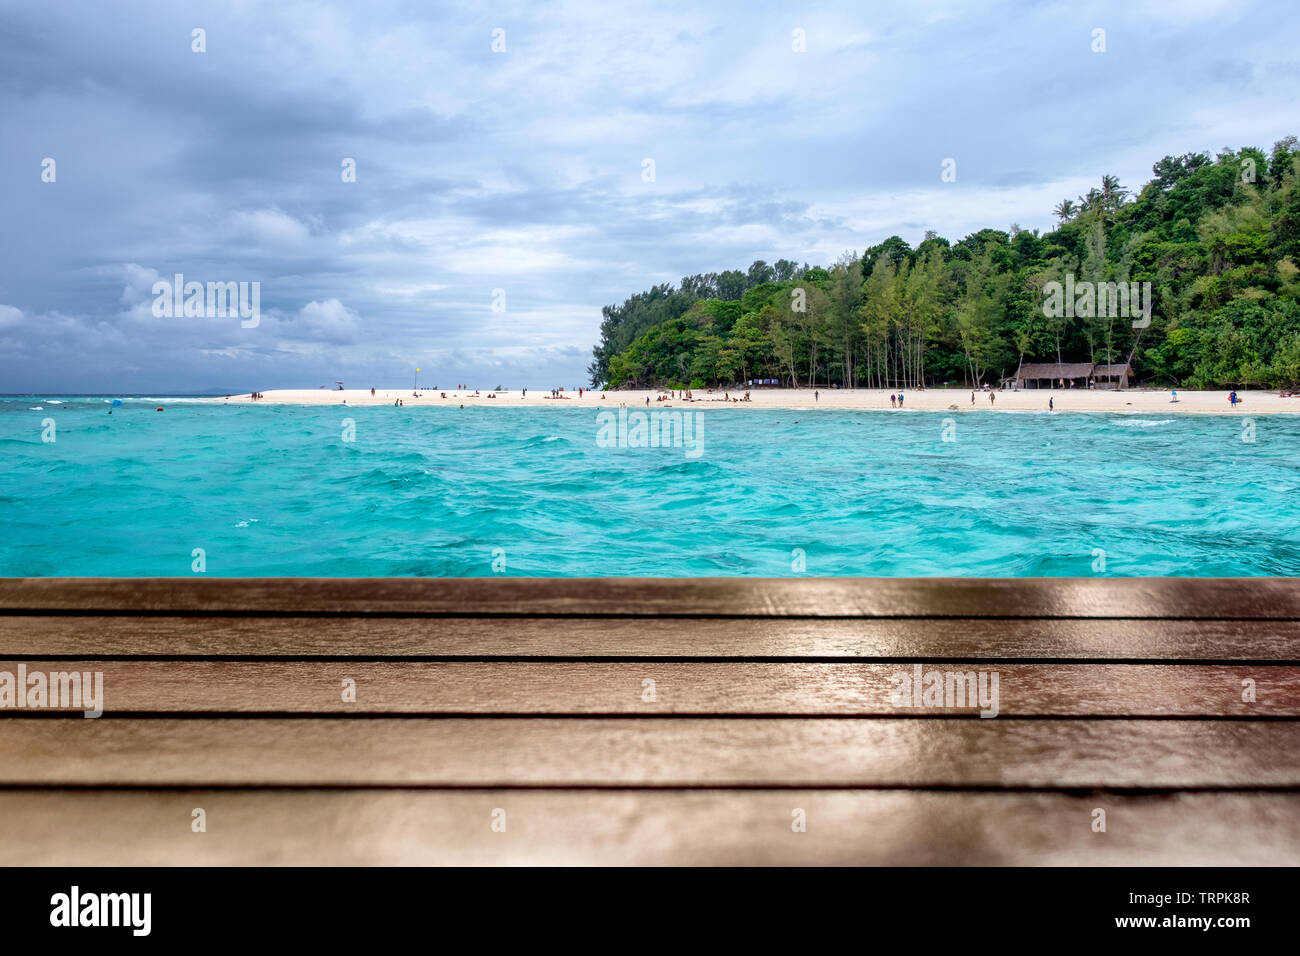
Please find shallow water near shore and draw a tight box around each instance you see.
[2,397,1298,577]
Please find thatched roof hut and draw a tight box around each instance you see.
[1014,363,1096,389]
[1092,363,1132,389]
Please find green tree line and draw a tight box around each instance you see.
[590,137,1300,390]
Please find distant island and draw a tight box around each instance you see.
[589,138,1300,392]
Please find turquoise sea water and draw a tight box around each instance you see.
[1,396,1298,577]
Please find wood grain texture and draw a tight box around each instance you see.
[4,576,1300,618]
[1,789,1296,866]
[5,615,1300,660]
[2,575,1296,865]
[1,717,1296,787]
[4,661,1297,715]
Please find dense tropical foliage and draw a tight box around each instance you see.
[590,138,1300,390]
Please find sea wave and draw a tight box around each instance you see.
[1,404,1298,577]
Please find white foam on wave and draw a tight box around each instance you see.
[1111,418,1174,428]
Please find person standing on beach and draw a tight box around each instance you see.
[990,392,995,406]
[814,390,819,402]
[1049,397,1054,411]
[971,391,976,405]
[898,392,904,407]
[890,394,896,407]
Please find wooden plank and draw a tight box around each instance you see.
[4,615,1299,660]
[1,718,1296,787]
[1,788,1296,866]
[4,661,1297,716]
[4,577,1299,618]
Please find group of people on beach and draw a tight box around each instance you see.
[641,389,752,404]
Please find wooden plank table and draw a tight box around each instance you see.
[1,577,1298,865]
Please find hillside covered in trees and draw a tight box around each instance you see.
[589,138,1300,390]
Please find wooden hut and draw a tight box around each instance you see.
[1092,363,1132,390]
[1014,362,1096,389]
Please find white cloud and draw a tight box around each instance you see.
[225,208,315,251]
[284,299,363,343]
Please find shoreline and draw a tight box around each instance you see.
[207,387,1300,415]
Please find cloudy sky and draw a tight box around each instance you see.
[1,0,1297,393]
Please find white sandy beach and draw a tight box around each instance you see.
[213,387,1300,415]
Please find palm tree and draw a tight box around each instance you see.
[1099,174,1129,210]
[1053,199,1077,223]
